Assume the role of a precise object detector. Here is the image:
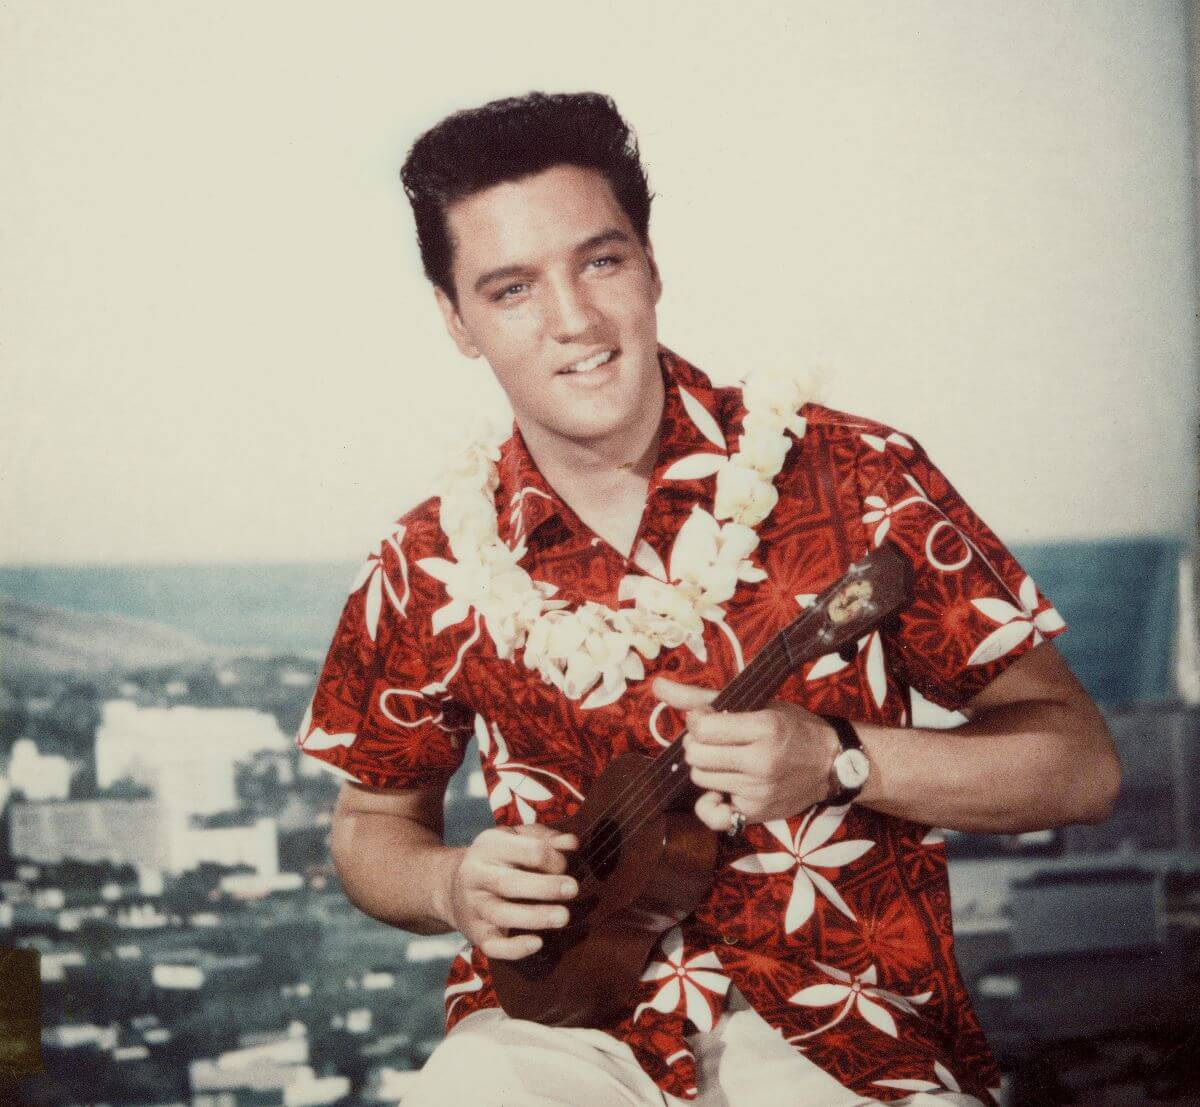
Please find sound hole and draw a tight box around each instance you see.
[581,818,623,880]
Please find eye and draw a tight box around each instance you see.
[493,282,529,302]
[589,254,622,269]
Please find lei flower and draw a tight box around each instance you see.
[418,369,807,707]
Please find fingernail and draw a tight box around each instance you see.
[560,880,577,897]
[553,908,569,926]
[527,936,542,952]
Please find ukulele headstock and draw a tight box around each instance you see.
[782,543,913,666]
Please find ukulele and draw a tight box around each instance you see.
[488,541,914,1027]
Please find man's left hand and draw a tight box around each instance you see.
[652,677,842,833]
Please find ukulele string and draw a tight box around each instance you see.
[566,643,798,899]
[567,640,798,892]
[554,567,894,904]
[564,637,792,886]
[574,631,799,844]
[574,581,890,892]
[570,585,846,849]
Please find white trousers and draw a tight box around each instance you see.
[402,988,987,1106]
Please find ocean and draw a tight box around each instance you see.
[0,537,1184,706]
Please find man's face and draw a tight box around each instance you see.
[435,164,662,447]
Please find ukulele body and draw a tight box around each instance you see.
[485,544,912,1029]
[488,751,718,1027]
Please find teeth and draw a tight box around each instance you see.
[563,351,613,374]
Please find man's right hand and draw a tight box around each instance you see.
[444,825,579,961]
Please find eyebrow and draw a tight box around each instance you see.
[471,227,633,295]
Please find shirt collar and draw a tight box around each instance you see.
[496,344,726,549]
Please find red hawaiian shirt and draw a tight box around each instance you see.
[297,346,1065,1103]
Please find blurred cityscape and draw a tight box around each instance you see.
[1,544,1198,1105]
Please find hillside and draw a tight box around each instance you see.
[0,596,221,681]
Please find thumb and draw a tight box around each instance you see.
[694,790,734,833]
[652,676,719,711]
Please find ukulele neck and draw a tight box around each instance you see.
[657,634,796,812]
[644,542,912,817]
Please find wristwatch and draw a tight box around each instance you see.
[820,715,870,806]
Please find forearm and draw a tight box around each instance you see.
[330,805,465,934]
[854,697,1120,834]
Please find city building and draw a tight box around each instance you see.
[9,795,170,869]
[8,797,279,877]
[7,739,73,802]
[95,700,288,819]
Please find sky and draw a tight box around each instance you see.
[2,1,1197,564]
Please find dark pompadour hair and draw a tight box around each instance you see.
[400,91,653,302]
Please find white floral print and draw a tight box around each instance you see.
[348,525,410,641]
[474,715,583,824]
[968,575,1065,667]
[788,961,931,1042]
[634,926,731,1031]
[875,1059,965,1095]
[730,806,874,930]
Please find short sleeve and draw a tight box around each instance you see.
[855,434,1067,712]
[296,528,471,789]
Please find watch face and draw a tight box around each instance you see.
[835,748,870,789]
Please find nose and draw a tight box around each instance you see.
[545,274,601,343]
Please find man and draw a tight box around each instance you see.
[297,92,1120,1105]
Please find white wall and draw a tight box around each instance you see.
[2,1,1195,562]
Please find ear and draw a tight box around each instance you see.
[644,237,663,305]
[434,286,482,359]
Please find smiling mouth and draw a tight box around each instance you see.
[557,350,617,375]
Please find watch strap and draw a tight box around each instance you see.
[822,713,862,753]
[820,714,866,805]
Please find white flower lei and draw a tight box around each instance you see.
[417,368,808,709]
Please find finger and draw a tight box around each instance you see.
[480,933,544,961]
[689,768,747,795]
[484,831,571,874]
[683,739,749,774]
[652,677,719,711]
[485,867,578,902]
[694,790,733,832]
[685,709,763,746]
[487,899,572,932]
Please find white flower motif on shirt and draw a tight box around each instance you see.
[788,961,931,1042]
[633,926,731,1032]
[474,715,583,825]
[444,947,483,1020]
[661,386,729,480]
[875,1060,974,1100]
[967,574,1066,667]
[730,806,873,931]
[861,486,928,547]
[859,431,914,454]
[295,701,356,752]
[348,525,410,641]
[508,486,553,546]
[804,630,888,709]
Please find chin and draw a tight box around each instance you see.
[557,413,633,444]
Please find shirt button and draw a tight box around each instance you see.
[723,933,736,946]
